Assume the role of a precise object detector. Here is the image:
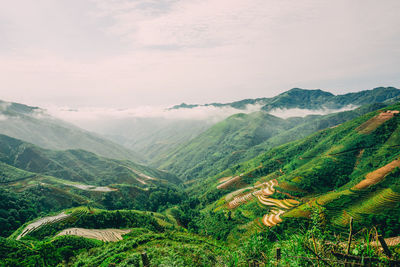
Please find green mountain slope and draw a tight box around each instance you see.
[102,117,212,161]
[197,102,400,239]
[0,134,184,237]
[157,103,386,180]
[0,100,143,163]
[0,134,179,186]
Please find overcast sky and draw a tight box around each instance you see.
[1,0,399,108]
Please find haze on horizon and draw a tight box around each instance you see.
[1,0,400,108]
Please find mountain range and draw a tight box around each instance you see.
[171,87,400,111]
[1,86,400,266]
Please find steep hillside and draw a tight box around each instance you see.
[81,87,399,165]
[156,112,308,180]
[102,117,212,161]
[198,103,400,239]
[0,134,179,186]
[3,206,232,267]
[0,134,183,237]
[157,103,386,180]
[0,100,143,163]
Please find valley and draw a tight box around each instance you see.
[1,88,400,266]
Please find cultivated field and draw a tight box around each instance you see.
[353,158,400,190]
[17,212,70,240]
[65,183,117,192]
[56,228,131,242]
[356,111,398,134]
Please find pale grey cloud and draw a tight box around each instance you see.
[45,103,263,124]
[269,105,358,119]
[0,0,399,108]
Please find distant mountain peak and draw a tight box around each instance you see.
[283,88,334,96]
[168,87,400,112]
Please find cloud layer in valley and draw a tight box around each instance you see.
[44,103,357,133]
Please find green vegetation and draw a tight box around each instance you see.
[1,92,400,266]
[157,103,386,181]
[0,134,180,186]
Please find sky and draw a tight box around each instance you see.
[0,0,400,108]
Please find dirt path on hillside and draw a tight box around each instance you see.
[57,228,131,242]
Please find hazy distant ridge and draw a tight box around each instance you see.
[170,87,400,111]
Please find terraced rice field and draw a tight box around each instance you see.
[353,158,400,190]
[315,189,356,206]
[332,188,400,227]
[262,209,285,227]
[356,111,397,134]
[257,196,300,209]
[226,179,279,208]
[347,189,400,216]
[17,212,70,240]
[56,228,131,242]
[65,183,117,192]
[228,190,263,209]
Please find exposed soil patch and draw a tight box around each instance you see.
[356,111,398,134]
[65,183,117,192]
[353,158,400,189]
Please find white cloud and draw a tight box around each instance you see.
[269,105,358,119]
[45,103,263,125]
